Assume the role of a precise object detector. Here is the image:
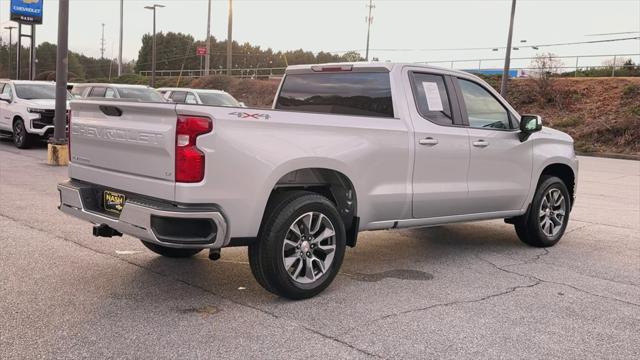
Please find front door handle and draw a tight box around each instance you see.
[419,137,439,146]
[472,139,489,148]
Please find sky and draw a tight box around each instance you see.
[0,0,639,70]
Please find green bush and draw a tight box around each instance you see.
[622,83,640,99]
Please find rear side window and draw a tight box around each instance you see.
[410,73,453,125]
[185,92,198,104]
[275,72,394,118]
[89,87,107,97]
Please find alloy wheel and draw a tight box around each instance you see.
[281,211,336,284]
[13,121,24,146]
[539,188,566,237]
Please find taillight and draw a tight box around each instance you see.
[175,115,213,183]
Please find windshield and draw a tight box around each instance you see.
[117,87,165,102]
[14,84,71,100]
[197,92,239,107]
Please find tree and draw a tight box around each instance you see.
[530,53,563,105]
[341,51,364,62]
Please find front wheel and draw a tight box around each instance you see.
[13,119,33,149]
[248,191,346,300]
[514,175,571,247]
[140,241,203,258]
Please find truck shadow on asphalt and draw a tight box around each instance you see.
[116,222,529,301]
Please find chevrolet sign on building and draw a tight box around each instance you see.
[10,0,43,25]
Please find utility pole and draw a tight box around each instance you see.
[50,0,69,164]
[365,0,375,62]
[144,4,165,88]
[500,0,517,97]
[226,0,233,75]
[4,26,16,79]
[205,0,212,76]
[100,23,106,59]
[29,24,36,80]
[118,0,123,76]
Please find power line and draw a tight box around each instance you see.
[585,31,640,36]
[326,36,640,53]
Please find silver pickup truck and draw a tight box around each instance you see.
[58,63,578,299]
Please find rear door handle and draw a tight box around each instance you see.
[472,139,489,148]
[419,137,439,146]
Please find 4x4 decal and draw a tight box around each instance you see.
[229,112,271,120]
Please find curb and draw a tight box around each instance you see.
[576,151,640,161]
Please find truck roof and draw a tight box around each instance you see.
[285,62,478,79]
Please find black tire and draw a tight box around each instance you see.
[248,191,346,300]
[13,118,33,149]
[514,175,571,247]
[140,241,203,258]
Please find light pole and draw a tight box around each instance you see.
[51,0,69,163]
[500,0,517,97]
[4,26,16,79]
[118,0,123,76]
[205,0,212,76]
[144,4,165,88]
[226,0,233,75]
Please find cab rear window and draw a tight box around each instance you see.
[275,72,394,118]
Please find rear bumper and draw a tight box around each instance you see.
[57,180,228,249]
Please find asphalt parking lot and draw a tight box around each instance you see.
[1,138,638,359]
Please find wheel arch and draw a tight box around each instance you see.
[263,167,359,247]
[12,114,24,127]
[539,162,576,208]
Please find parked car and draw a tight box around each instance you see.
[0,80,71,148]
[158,87,245,107]
[58,63,578,299]
[71,83,165,103]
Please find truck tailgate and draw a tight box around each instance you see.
[69,101,177,200]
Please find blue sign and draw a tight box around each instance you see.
[10,0,43,25]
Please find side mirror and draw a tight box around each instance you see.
[519,114,542,142]
[0,94,11,103]
[238,102,247,108]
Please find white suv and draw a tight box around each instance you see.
[0,80,70,148]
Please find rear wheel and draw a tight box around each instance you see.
[248,191,346,300]
[140,241,203,258]
[514,176,571,247]
[13,118,33,149]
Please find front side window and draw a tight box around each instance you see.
[170,91,187,103]
[275,72,394,118]
[1,83,12,98]
[70,86,86,97]
[458,79,511,130]
[410,72,453,125]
